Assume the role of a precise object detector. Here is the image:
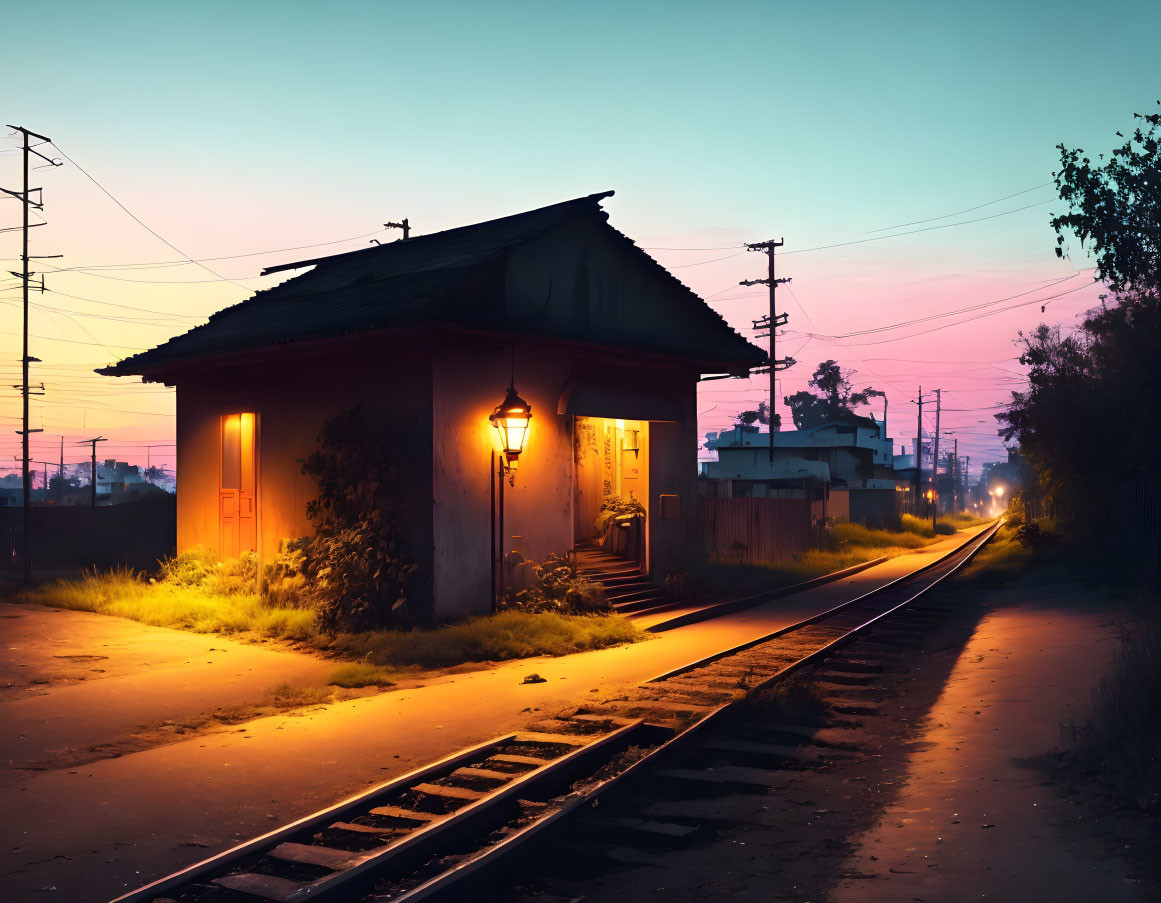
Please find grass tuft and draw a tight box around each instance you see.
[328,663,398,688]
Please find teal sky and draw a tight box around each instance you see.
[2,0,1159,471]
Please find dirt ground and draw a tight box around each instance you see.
[0,602,341,772]
[502,569,1160,903]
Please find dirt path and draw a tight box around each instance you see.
[0,603,337,769]
[827,585,1142,902]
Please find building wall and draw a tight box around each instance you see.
[175,335,434,607]
[430,334,696,618]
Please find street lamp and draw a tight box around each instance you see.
[490,379,531,614]
[490,384,531,485]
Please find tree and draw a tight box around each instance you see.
[783,361,878,430]
[1051,102,1160,295]
[1001,104,1161,532]
[734,399,771,431]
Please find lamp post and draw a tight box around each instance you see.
[490,381,532,612]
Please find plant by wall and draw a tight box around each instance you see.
[501,553,608,615]
[594,493,646,536]
[299,405,419,631]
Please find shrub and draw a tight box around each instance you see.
[502,554,608,615]
[263,538,318,609]
[900,514,935,538]
[299,406,420,632]
[158,547,217,587]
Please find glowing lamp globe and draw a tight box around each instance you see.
[490,387,532,476]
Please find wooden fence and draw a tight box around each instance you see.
[697,496,814,564]
[1,496,176,573]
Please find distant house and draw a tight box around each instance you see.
[702,414,902,525]
[101,192,764,618]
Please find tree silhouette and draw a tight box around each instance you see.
[734,399,772,431]
[783,360,878,429]
[1051,101,1160,295]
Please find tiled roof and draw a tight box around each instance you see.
[100,192,764,378]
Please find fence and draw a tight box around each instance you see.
[697,496,814,564]
[1,496,176,573]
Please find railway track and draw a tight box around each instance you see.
[114,520,1002,903]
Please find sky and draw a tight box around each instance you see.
[2,0,1159,481]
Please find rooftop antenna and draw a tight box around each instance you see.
[384,219,411,240]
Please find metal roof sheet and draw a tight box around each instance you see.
[100,192,764,378]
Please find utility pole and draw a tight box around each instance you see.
[912,386,924,515]
[953,438,959,511]
[80,438,107,507]
[3,125,59,583]
[742,239,795,462]
[931,389,942,530]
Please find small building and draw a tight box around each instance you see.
[101,192,763,619]
[702,414,901,525]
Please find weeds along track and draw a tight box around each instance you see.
[112,521,1001,903]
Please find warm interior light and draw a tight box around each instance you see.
[490,386,532,479]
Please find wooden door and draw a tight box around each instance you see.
[573,416,605,541]
[219,412,257,558]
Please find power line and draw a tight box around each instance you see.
[779,199,1054,257]
[802,279,1099,347]
[47,139,251,290]
[10,228,388,271]
[861,182,1053,234]
[806,274,1084,340]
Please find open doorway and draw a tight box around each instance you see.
[219,412,257,559]
[573,416,648,552]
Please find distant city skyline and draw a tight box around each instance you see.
[3,0,1159,470]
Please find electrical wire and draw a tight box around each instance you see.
[47,139,252,290]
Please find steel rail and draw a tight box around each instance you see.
[111,521,1002,903]
[109,719,656,903]
[363,519,1005,902]
[646,519,1001,683]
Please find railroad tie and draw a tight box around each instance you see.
[490,753,553,766]
[267,840,367,871]
[215,871,305,902]
[369,804,442,822]
[411,781,488,801]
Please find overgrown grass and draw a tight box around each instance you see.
[1072,592,1161,811]
[327,611,644,670]
[679,513,993,603]
[830,521,929,550]
[16,562,646,673]
[21,567,319,639]
[954,521,1040,585]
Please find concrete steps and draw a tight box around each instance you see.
[574,546,679,617]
